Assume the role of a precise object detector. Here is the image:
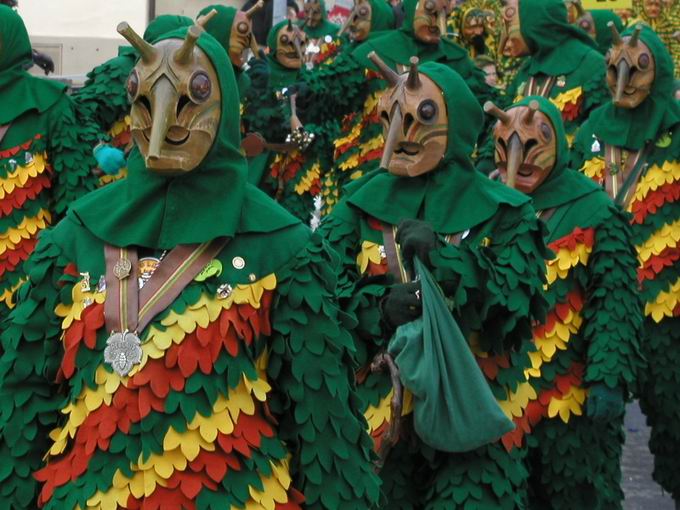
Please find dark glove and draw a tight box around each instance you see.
[380,281,422,331]
[32,49,55,75]
[586,383,624,422]
[247,50,270,90]
[396,219,438,268]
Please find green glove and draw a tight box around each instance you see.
[247,50,270,91]
[380,281,422,331]
[396,219,438,268]
[586,383,624,422]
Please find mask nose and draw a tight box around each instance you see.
[147,76,177,161]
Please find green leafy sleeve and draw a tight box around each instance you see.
[47,95,99,216]
[0,229,66,506]
[267,231,381,509]
[582,206,645,392]
[431,202,550,354]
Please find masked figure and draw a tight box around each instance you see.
[74,15,193,186]
[489,96,643,509]
[299,0,339,40]
[571,5,625,56]
[0,6,98,320]
[0,20,381,509]
[321,56,549,508]
[198,3,263,97]
[630,0,680,78]
[504,0,608,142]
[571,25,680,505]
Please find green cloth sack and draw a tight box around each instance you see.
[387,257,514,453]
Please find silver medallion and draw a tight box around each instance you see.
[113,258,132,280]
[104,331,142,376]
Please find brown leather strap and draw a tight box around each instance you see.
[0,123,11,146]
[381,224,409,283]
[104,238,229,335]
[537,207,557,224]
[445,232,464,247]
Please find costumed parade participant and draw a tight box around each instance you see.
[299,0,339,42]
[197,2,264,97]
[503,0,608,141]
[448,1,498,59]
[0,6,98,320]
[571,4,625,56]
[319,0,491,214]
[321,55,549,508]
[630,0,679,77]
[74,14,193,185]
[487,97,643,509]
[572,24,680,507]
[0,18,381,509]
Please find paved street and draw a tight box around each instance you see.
[622,402,674,510]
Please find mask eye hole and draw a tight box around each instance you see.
[417,99,438,124]
[579,20,591,30]
[358,6,369,16]
[380,110,390,125]
[281,34,289,44]
[424,0,436,12]
[127,69,140,102]
[237,22,249,34]
[503,6,515,20]
[638,53,650,69]
[539,123,552,141]
[189,71,212,102]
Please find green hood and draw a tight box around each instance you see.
[0,5,66,125]
[346,62,527,233]
[368,0,395,32]
[511,96,599,211]
[588,25,680,150]
[299,0,339,39]
[520,0,599,76]
[143,14,193,43]
[70,27,298,249]
[266,20,302,90]
[351,0,471,71]
[590,10,623,56]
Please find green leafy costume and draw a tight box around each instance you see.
[0,5,98,320]
[507,0,608,142]
[502,97,643,510]
[571,25,680,501]
[320,63,549,509]
[298,0,339,40]
[0,26,380,509]
[629,0,679,78]
[73,15,192,186]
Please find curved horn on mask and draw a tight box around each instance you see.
[380,103,402,170]
[367,51,400,86]
[524,100,539,123]
[483,101,511,125]
[337,6,356,36]
[614,59,629,104]
[628,24,641,47]
[117,22,158,63]
[196,8,218,27]
[174,25,202,65]
[608,20,622,46]
[245,0,265,19]
[405,57,421,91]
[505,132,523,189]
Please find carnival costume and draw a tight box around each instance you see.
[321,57,548,509]
[488,96,643,509]
[572,24,680,503]
[0,6,98,320]
[0,20,381,509]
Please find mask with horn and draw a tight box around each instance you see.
[373,52,448,177]
[229,0,263,67]
[461,8,487,46]
[303,0,323,28]
[606,23,655,108]
[500,0,530,57]
[338,0,372,42]
[412,0,449,44]
[119,19,221,174]
[570,0,595,38]
[275,20,308,69]
[487,100,557,193]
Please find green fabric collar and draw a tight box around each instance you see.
[587,25,680,150]
[267,20,302,90]
[71,27,299,249]
[351,0,469,69]
[346,62,528,233]
[0,5,66,125]
[519,0,599,76]
[513,96,600,210]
